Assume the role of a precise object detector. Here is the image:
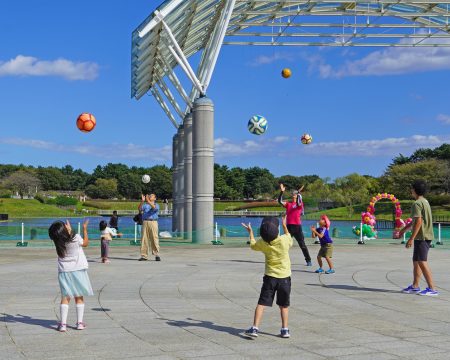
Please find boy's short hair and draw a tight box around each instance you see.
[412,180,427,196]
[99,220,107,231]
[260,217,279,243]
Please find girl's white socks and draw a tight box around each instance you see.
[60,304,69,324]
[76,303,85,324]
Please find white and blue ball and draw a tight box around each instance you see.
[142,174,151,184]
[247,115,268,135]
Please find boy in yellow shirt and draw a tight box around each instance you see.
[242,215,293,338]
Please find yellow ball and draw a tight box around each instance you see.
[281,68,292,78]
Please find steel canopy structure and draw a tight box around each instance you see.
[131,0,450,242]
[132,0,450,117]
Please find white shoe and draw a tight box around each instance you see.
[76,322,86,330]
[58,323,67,332]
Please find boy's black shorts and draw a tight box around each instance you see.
[413,240,432,261]
[258,275,291,307]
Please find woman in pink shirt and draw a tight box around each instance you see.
[278,183,312,266]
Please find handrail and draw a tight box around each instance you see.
[97,209,284,216]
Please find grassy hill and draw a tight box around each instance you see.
[0,199,74,218]
[1,198,449,220]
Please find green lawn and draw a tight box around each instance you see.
[0,199,74,218]
[2,198,449,220]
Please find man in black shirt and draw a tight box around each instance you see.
[109,210,121,238]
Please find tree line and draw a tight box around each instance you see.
[1,144,449,206]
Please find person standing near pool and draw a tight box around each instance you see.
[109,210,121,238]
[278,183,312,266]
[399,180,438,296]
[138,194,161,262]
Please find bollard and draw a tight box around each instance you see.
[212,222,223,245]
[314,222,320,244]
[358,222,365,245]
[332,227,339,238]
[437,223,443,245]
[78,222,81,234]
[16,222,28,247]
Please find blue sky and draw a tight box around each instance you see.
[1,0,450,179]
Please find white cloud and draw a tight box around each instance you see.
[214,138,263,157]
[0,138,171,161]
[437,114,450,125]
[249,52,295,66]
[272,136,290,143]
[302,135,450,157]
[0,55,99,80]
[214,136,290,157]
[3,134,447,161]
[307,36,450,78]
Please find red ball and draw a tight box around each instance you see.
[76,113,96,133]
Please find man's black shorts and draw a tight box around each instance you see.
[258,275,291,307]
[413,240,432,261]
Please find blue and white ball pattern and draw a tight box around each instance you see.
[247,115,268,135]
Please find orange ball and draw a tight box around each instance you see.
[76,113,96,133]
[281,68,292,78]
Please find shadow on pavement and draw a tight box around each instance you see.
[164,317,251,340]
[306,283,400,293]
[1,313,56,330]
[108,257,140,261]
[216,259,264,264]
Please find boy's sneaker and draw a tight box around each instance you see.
[76,322,86,330]
[306,261,312,266]
[57,323,67,332]
[280,328,290,338]
[402,285,421,294]
[418,287,438,296]
[315,268,324,273]
[155,256,161,261]
[244,326,258,337]
[325,269,335,274]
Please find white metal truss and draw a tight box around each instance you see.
[132,0,450,124]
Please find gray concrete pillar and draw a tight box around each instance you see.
[192,97,214,243]
[171,134,179,233]
[183,113,193,240]
[177,125,185,235]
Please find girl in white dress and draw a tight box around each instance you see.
[48,219,93,332]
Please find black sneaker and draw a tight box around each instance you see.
[155,256,161,261]
[138,257,148,261]
[244,327,258,337]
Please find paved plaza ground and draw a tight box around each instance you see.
[1,241,450,360]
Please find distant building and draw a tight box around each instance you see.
[318,199,338,210]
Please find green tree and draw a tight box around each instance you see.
[36,167,68,190]
[85,178,118,199]
[226,167,245,199]
[333,173,372,217]
[118,173,142,199]
[244,167,276,199]
[307,178,332,201]
[383,159,449,198]
[1,170,41,198]
[143,165,172,199]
